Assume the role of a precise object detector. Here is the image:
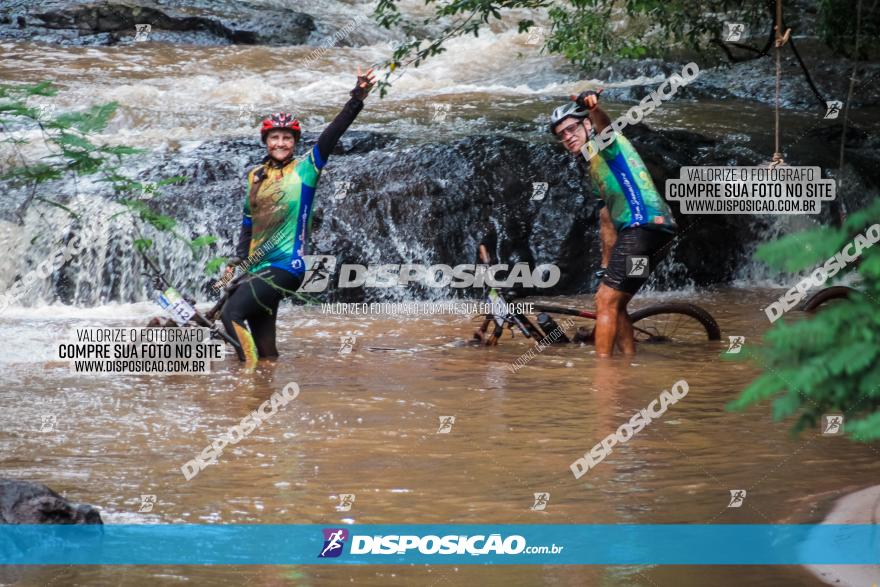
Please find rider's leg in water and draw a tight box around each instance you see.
[595,284,629,357]
[474,316,496,343]
[222,291,258,362]
[615,295,635,355]
[249,311,280,358]
[221,267,302,362]
[598,227,674,357]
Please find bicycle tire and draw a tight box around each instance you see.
[802,286,856,313]
[629,303,721,343]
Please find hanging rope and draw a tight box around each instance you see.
[713,0,826,108]
[770,0,791,168]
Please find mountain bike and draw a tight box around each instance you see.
[474,289,721,346]
[802,285,858,313]
[140,252,242,354]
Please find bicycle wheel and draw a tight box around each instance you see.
[802,286,856,313]
[629,303,721,343]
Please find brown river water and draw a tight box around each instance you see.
[1,288,878,586]
[2,4,879,583]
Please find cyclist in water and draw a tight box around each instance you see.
[221,66,376,363]
[550,90,677,357]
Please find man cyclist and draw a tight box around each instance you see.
[550,91,677,357]
[221,67,376,363]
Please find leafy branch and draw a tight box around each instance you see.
[728,198,880,441]
[369,0,870,94]
[0,81,221,279]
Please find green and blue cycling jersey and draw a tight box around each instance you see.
[235,96,364,276]
[587,133,677,233]
[240,144,325,276]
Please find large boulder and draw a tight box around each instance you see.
[0,0,315,46]
[3,122,878,305]
[0,479,102,524]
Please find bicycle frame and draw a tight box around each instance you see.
[140,252,242,353]
[530,303,658,340]
[532,304,596,320]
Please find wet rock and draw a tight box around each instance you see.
[327,131,398,156]
[0,0,315,46]
[4,122,878,305]
[588,49,880,110]
[134,125,808,298]
[0,479,102,524]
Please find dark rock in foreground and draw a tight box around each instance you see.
[0,479,102,524]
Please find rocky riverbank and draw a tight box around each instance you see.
[804,484,880,586]
[0,478,102,524]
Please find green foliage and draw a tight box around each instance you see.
[49,102,119,134]
[119,199,177,232]
[190,235,218,250]
[817,0,879,59]
[34,196,80,219]
[204,256,227,276]
[543,0,709,69]
[753,226,847,273]
[2,163,64,184]
[1,83,139,191]
[371,0,869,91]
[133,239,153,252]
[729,198,880,442]
[0,82,222,280]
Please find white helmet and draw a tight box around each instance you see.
[549,102,590,134]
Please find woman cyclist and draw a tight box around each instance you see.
[221,67,376,363]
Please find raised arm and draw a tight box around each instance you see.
[315,66,377,162]
[588,104,612,136]
[572,90,611,135]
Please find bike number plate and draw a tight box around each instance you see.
[157,287,196,326]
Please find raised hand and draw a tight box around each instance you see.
[351,65,377,100]
[570,89,603,111]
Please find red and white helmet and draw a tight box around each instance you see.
[260,112,301,143]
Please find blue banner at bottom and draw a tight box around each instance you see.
[1,524,877,565]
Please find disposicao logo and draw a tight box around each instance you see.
[318,528,349,558]
[316,531,538,557]
[294,256,560,291]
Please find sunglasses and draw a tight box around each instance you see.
[556,121,587,140]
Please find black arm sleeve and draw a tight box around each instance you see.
[235,223,252,260]
[316,97,364,163]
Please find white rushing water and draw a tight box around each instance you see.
[0,0,693,149]
[0,0,826,325]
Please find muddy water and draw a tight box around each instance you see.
[3,7,879,584]
[2,288,878,586]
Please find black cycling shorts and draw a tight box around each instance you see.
[602,227,675,295]
[221,266,303,360]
